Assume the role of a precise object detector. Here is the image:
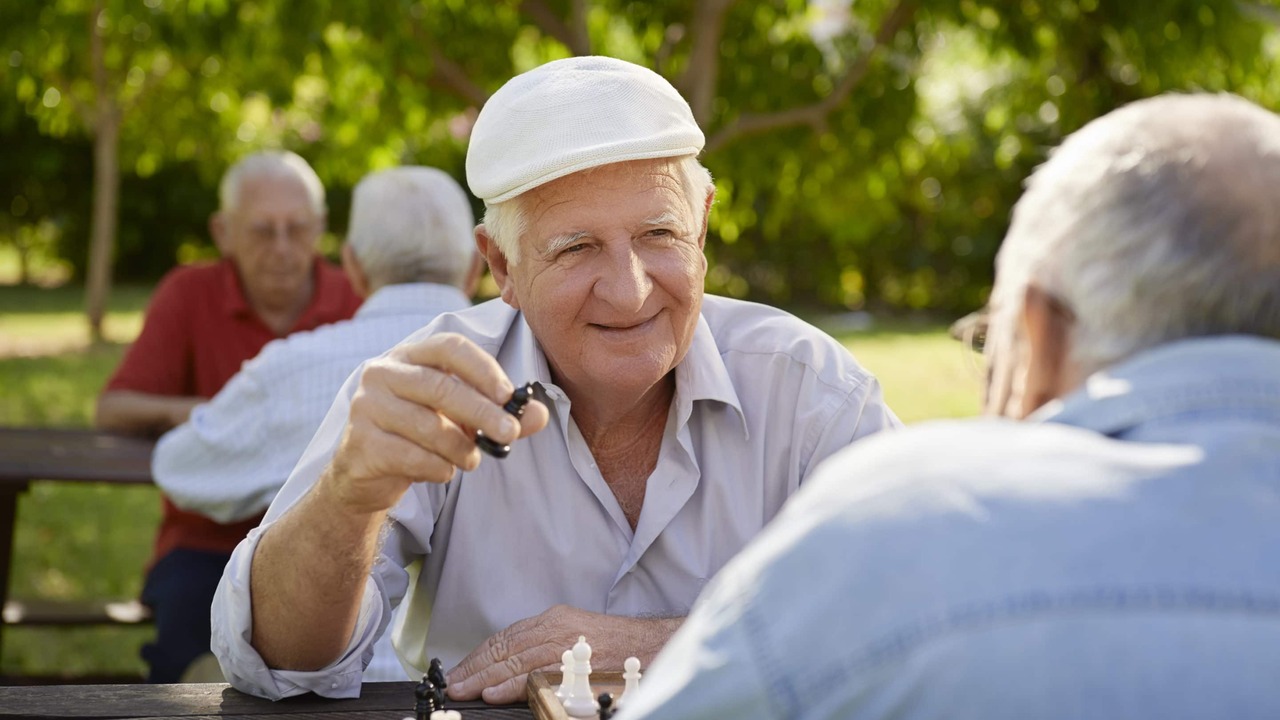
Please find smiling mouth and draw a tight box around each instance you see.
[590,315,657,333]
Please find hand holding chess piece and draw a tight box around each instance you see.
[323,336,548,514]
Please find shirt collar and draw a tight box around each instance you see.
[220,256,341,326]
[1035,335,1280,436]
[219,258,252,318]
[499,309,749,437]
[357,283,471,320]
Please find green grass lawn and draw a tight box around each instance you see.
[0,282,980,679]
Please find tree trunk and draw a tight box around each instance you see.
[84,0,118,345]
[85,113,120,345]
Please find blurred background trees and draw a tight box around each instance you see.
[3,0,1278,329]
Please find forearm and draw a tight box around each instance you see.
[248,468,386,671]
[96,390,200,435]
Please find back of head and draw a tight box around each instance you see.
[219,150,326,216]
[994,93,1280,373]
[346,167,477,290]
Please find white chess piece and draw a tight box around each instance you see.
[619,656,642,708]
[555,648,574,703]
[562,635,599,717]
[429,711,461,720]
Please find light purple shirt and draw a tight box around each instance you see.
[211,295,900,699]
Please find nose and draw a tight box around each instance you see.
[593,244,652,313]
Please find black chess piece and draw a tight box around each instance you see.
[415,676,440,720]
[427,657,448,708]
[598,692,616,720]
[428,657,447,690]
[476,382,536,458]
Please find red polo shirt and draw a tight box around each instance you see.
[106,257,362,566]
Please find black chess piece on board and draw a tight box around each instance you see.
[428,657,447,691]
[598,692,616,720]
[428,657,448,709]
[415,675,439,720]
[476,382,536,458]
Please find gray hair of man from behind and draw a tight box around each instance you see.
[991,93,1280,375]
[481,154,714,265]
[218,150,326,217]
[346,166,477,289]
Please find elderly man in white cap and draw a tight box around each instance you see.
[210,56,899,702]
[154,166,480,682]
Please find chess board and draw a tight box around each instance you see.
[527,670,626,720]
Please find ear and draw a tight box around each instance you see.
[697,187,715,249]
[209,212,231,256]
[315,212,329,246]
[476,224,518,309]
[340,244,370,298]
[461,251,485,298]
[1018,283,1078,417]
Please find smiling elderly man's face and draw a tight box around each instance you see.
[496,157,709,399]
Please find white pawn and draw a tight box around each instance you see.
[555,648,574,703]
[619,656,642,708]
[430,712,461,720]
[562,635,599,718]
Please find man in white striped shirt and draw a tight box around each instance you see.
[152,166,481,681]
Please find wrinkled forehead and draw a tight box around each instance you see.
[231,174,320,221]
[522,158,694,231]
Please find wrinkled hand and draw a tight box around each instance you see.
[446,604,683,704]
[320,333,550,515]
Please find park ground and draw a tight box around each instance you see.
[0,277,980,678]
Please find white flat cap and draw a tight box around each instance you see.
[466,56,705,204]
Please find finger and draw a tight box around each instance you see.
[340,425,459,484]
[370,361,523,446]
[458,639,563,700]
[397,333,514,404]
[480,668,545,705]
[365,392,483,472]
[517,399,550,438]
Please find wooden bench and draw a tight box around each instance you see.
[2,598,152,626]
[0,427,156,663]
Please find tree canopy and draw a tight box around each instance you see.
[3,0,1277,323]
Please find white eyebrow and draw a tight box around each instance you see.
[641,211,685,228]
[540,230,591,257]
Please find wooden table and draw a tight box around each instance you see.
[0,427,156,658]
[0,682,536,719]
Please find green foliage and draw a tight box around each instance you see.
[2,0,1278,314]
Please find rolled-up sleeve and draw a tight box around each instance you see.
[211,521,412,699]
[208,362,413,699]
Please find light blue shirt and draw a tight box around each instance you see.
[153,283,471,524]
[622,336,1280,720]
[153,282,470,682]
[210,294,901,700]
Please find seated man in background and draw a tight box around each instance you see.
[96,150,362,683]
[211,56,900,702]
[152,166,480,682]
[620,93,1280,720]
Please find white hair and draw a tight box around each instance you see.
[219,150,326,216]
[481,155,714,265]
[991,93,1280,375]
[346,167,477,289]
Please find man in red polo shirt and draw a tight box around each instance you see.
[96,150,362,683]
